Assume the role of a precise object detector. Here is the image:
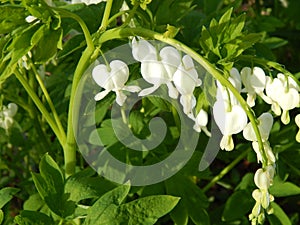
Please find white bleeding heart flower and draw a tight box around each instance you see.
[25,15,37,23]
[0,103,18,131]
[216,68,242,106]
[252,141,276,164]
[254,168,271,190]
[192,109,210,136]
[132,39,180,99]
[266,74,300,124]
[173,55,202,115]
[249,188,274,224]
[213,100,248,151]
[92,60,141,106]
[295,114,300,142]
[241,67,271,107]
[243,112,273,142]
[132,37,157,62]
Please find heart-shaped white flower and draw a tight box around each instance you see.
[173,55,201,115]
[266,74,300,124]
[243,112,273,142]
[254,168,271,190]
[192,109,210,136]
[213,100,247,151]
[0,103,18,130]
[241,67,271,107]
[92,60,140,106]
[134,41,180,99]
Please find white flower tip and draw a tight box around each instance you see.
[94,90,110,101]
[281,110,290,125]
[220,135,234,151]
[116,91,127,106]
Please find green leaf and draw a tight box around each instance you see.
[170,200,189,225]
[33,27,63,63]
[83,183,130,225]
[60,3,105,34]
[166,175,209,224]
[222,190,255,221]
[268,202,292,225]
[0,187,19,208]
[14,210,54,225]
[65,168,116,202]
[147,96,171,112]
[263,37,288,49]
[117,195,180,224]
[31,154,75,218]
[269,177,300,197]
[23,193,44,211]
[149,0,194,25]
[0,6,27,34]
[7,24,39,64]
[0,209,3,224]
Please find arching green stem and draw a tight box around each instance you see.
[98,27,268,167]
[55,7,95,177]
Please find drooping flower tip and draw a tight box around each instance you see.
[0,103,18,131]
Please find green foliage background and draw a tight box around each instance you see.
[0,0,300,224]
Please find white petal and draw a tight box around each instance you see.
[166,82,178,99]
[277,88,299,111]
[220,135,234,151]
[243,113,273,142]
[141,57,168,85]
[246,93,256,107]
[94,90,110,101]
[252,189,262,202]
[230,67,242,92]
[254,168,270,190]
[138,85,160,96]
[132,37,156,62]
[281,110,290,125]
[180,95,196,115]
[252,67,267,92]
[295,114,300,127]
[173,67,197,95]
[115,91,127,106]
[92,64,112,89]
[122,85,141,93]
[7,103,18,117]
[195,109,208,127]
[110,60,129,89]
[160,46,181,79]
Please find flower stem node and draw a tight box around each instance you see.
[92,60,141,106]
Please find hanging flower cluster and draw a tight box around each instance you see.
[265,73,299,124]
[213,68,247,151]
[92,37,208,133]
[91,38,300,225]
[0,103,18,132]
